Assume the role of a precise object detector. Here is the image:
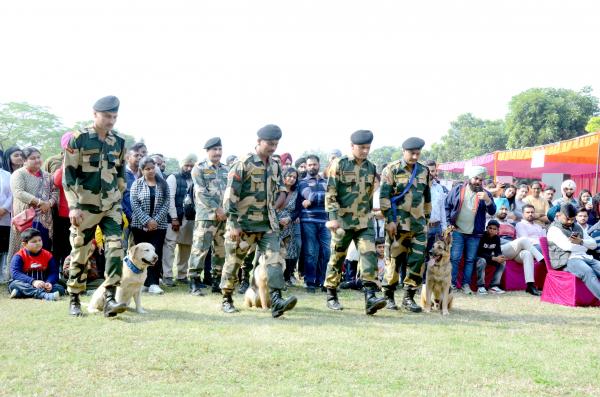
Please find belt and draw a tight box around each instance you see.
[428,221,441,227]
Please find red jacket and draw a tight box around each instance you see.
[54,167,69,218]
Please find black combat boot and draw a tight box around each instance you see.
[364,285,387,315]
[238,280,250,295]
[211,278,221,294]
[69,293,83,317]
[326,288,343,311]
[103,286,128,317]
[189,277,205,296]
[384,288,398,310]
[222,292,237,313]
[402,288,422,313]
[270,289,297,318]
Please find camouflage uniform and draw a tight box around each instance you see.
[187,159,228,281]
[220,153,287,293]
[63,127,126,294]
[324,154,378,288]
[379,159,431,289]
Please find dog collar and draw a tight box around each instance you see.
[125,257,143,274]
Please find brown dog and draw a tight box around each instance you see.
[244,254,270,310]
[421,229,454,315]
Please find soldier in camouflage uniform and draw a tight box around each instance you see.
[324,130,387,315]
[220,124,297,318]
[63,96,128,318]
[380,137,432,313]
[187,137,228,295]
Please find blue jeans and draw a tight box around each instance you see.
[450,231,481,287]
[8,280,65,300]
[301,222,331,287]
[476,257,505,288]
[565,257,600,299]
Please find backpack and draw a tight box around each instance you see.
[183,183,196,220]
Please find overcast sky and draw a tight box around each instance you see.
[1,0,598,161]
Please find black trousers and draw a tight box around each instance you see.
[131,227,167,287]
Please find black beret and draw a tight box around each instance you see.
[93,96,120,112]
[402,137,425,150]
[204,137,222,150]
[295,157,306,168]
[257,124,282,140]
[350,130,373,145]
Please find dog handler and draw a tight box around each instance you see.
[219,125,297,317]
[63,96,128,318]
[323,130,387,315]
[380,137,432,313]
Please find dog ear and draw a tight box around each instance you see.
[128,243,139,259]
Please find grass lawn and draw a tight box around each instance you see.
[1,284,599,397]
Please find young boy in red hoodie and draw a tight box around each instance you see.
[8,228,64,300]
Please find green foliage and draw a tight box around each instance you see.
[0,102,66,158]
[585,116,600,133]
[426,113,507,163]
[506,87,599,148]
[164,157,180,174]
[369,146,403,170]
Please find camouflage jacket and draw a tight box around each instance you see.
[325,154,377,230]
[192,159,228,221]
[223,153,286,232]
[63,127,126,212]
[379,159,432,233]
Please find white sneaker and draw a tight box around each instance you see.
[148,284,164,295]
[489,286,506,294]
[9,289,18,299]
[462,284,473,295]
[477,287,488,295]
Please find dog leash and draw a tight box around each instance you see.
[390,164,418,222]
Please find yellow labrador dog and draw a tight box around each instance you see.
[88,243,158,314]
[421,229,454,315]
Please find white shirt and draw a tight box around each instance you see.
[430,180,447,229]
[0,169,12,226]
[547,225,597,260]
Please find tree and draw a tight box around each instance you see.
[369,146,403,169]
[0,102,66,158]
[424,113,507,163]
[164,157,180,175]
[585,116,600,133]
[506,87,599,148]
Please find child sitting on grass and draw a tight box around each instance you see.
[8,228,64,301]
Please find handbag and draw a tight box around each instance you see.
[12,207,36,232]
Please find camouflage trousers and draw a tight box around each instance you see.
[324,224,378,289]
[220,229,284,293]
[67,205,123,295]
[382,229,427,290]
[187,220,225,280]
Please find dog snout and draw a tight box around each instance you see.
[151,254,159,264]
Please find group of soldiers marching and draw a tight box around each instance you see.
[64,95,432,319]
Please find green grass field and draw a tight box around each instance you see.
[1,284,599,397]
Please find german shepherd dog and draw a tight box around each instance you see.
[421,229,454,315]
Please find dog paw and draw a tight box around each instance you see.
[424,308,431,313]
[442,310,449,316]
[136,309,148,314]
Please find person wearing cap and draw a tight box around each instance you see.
[474,220,506,295]
[162,153,198,287]
[225,155,238,167]
[186,138,228,295]
[323,129,386,315]
[379,137,432,312]
[220,125,297,317]
[63,95,128,317]
[295,157,307,179]
[445,165,496,295]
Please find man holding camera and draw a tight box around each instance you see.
[547,203,600,299]
[445,166,497,294]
